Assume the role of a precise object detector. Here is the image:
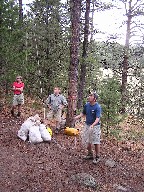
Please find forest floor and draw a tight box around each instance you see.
[0,97,144,192]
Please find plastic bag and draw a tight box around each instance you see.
[29,125,43,144]
[17,114,41,141]
[39,124,51,142]
[30,114,41,122]
[18,118,35,141]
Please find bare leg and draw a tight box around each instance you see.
[54,121,61,134]
[11,105,16,112]
[55,110,62,133]
[92,144,101,164]
[94,144,100,157]
[17,104,22,116]
[83,143,93,159]
[18,104,22,113]
[11,105,16,116]
[87,143,92,153]
[56,121,60,129]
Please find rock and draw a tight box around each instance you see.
[105,159,116,168]
[116,185,128,191]
[71,173,97,188]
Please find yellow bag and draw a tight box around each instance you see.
[47,127,52,136]
[64,127,79,136]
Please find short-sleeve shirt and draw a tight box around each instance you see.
[13,81,24,95]
[83,102,101,125]
[46,94,67,111]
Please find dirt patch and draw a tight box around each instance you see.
[0,106,143,192]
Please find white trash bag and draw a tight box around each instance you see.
[18,117,34,141]
[17,114,41,141]
[29,125,43,144]
[39,124,51,142]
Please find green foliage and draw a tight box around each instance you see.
[0,0,143,124]
[109,127,122,142]
[31,101,42,110]
[23,0,70,96]
[99,77,121,133]
[0,0,26,89]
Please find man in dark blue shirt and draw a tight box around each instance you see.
[75,92,101,164]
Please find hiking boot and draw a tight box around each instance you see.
[83,152,93,160]
[17,112,21,117]
[93,156,100,164]
[11,110,15,116]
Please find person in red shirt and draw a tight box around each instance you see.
[11,76,24,117]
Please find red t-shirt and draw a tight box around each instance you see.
[13,81,24,95]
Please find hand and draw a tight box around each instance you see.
[59,105,64,110]
[13,86,16,90]
[48,105,51,110]
[19,87,23,92]
[74,116,78,121]
[90,124,94,129]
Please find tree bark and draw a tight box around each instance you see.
[121,0,132,113]
[19,0,23,22]
[77,0,90,109]
[66,0,81,127]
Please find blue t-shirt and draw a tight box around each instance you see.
[83,102,101,125]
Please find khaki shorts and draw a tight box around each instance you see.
[13,93,24,105]
[81,124,101,145]
[47,109,62,122]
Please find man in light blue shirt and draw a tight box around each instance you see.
[46,87,67,133]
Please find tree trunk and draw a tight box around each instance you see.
[0,4,2,78]
[19,0,23,22]
[77,0,90,109]
[66,0,81,127]
[121,0,132,113]
[121,53,129,113]
[90,0,95,42]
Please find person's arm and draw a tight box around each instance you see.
[74,112,84,120]
[12,82,24,92]
[20,83,24,92]
[45,95,51,108]
[12,85,16,91]
[59,95,67,110]
[62,95,68,106]
[12,83,21,91]
[90,117,100,128]
[90,105,101,128]
[74,104,86,120]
